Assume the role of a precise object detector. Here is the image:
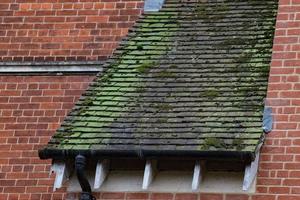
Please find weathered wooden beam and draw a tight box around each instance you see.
[50,161,69,191]
[94,159,110,190]
[192,161,202,191]
[243,152,260,191]
[142,160,157,190]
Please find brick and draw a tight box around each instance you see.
[260,162,284,170]
[283,179,300,186]
[3,187,25,193]
[257,178,282,186]
[275,122,297,129]
[268,83,292,90]
[126,193,149,200]
[274,37,299,44]
[40,102,62,109]
[0,76,92,199]
[252,195,275,200]
[261,146,285,154]
[150,193,173,200]
[19,103,40,109]
[0,1,142,61]
[278,196,300,200]
[101,192,125,199]
[291,187,300,194]
[200,194,223,200]
[175,193,198,200]
[269,187,290,194]
[26,186,48,193]
[225,194,249,200]
[0,0,299,199]
[120,9,141,16]
[270,67,294,74]
[41,43,60,49]
[287,147,300,154]
[86,16,109,23]
[0,180,16,187]
[43,90,64,96]
[256,186,268,193]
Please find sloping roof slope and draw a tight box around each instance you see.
[39,0,278,161]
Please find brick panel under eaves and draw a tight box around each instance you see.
[39,0,279,161]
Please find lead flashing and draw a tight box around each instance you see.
[263,107,273,133]
[144,0,165,11]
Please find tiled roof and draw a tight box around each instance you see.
[39,0,278,161]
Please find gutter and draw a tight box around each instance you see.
[39,148,255,163]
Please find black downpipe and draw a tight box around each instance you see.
[75,155,95,200]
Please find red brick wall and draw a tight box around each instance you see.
[0,0,143,62]
[258,0,300,199]
[1,0,300,199]
[0,75,95,200]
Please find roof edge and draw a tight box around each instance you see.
[39,148,255,163]
[0,61,103,73]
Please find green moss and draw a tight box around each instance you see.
[202,89,219,99]
[136,61,156,73]
[195,3,208,18]
[82,98,94,106]
[154,103,172,111]
[136,87,146,93]
[156,70,177,78]
[53,133,64,139]
[195,2,229,22]
[232,138,244,151]
[156,118,168,123]
[137,44,144,50]
[235,52,255,63]
[169,64,178,68]
[202,138,227,150]
[218,38,247,49]
[81,112,91,117]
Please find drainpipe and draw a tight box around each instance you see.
[75,155,95,200]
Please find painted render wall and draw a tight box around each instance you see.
[1,0,300,199]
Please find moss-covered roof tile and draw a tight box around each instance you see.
[40,0,278,161]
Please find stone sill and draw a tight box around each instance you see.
[0,61,103,74]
